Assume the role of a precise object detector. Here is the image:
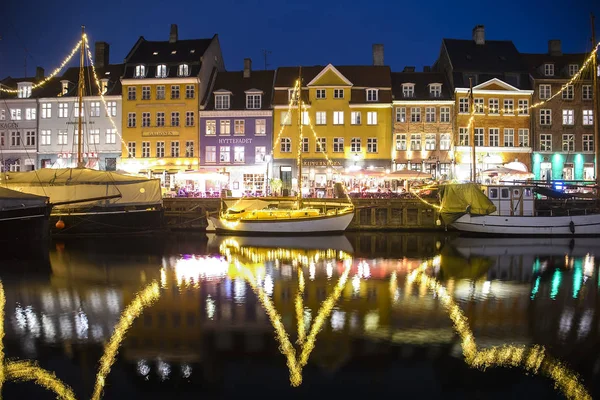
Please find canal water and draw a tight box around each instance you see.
[0,233,598,399]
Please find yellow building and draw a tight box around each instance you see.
[119,25,224,187]
[271,61,393,195]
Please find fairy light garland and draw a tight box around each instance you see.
[273,80,300,149]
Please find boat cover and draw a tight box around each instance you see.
[0,187,48,211]
[1,168,161,209]
[439,183,496,224]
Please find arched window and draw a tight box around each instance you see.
[135,65,146,78]
[156,64,167,78]
[178,64,189,77]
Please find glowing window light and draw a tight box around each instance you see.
[25,307,40,338]
[74,311,89,340]
[156,359,170,381]
[13,305,26,334]
[234,278,246,303]
[41,291,56,313]
[309,263,316,281]
[482,281,491,297]
[583,254,594,278]
[173,256,229,287]
[105,290,121,314]
[352,275,361,295]
[331,310,345,331]
[88,291,103,313]
[326,263,333,279]
[58,290,72,311]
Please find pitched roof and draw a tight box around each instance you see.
[274,65,392,88]
[203,70,275,110]
[391,72,452,100]
[521,52,592,80]
[442,39,525,73]
[0,76,46,99]
[57,64,124,97]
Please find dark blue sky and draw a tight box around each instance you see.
[1,0,599,78]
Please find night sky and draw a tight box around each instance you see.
[1,0,599,78]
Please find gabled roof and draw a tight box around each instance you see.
[391,72,452,100]
[472,77,522,91]
[55,64,125,97]
[521,52,591,80]
[442,38,525,73]
[274,65,392,88]
[203,70,275,111]
[306,64,353,86]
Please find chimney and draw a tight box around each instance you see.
[548,40,562,56]
[472,25,485,45]
[372,44,384,66]
[402,66,415,73]
[95,42,110,69]
[243,58,252,78]
[35,66,44,81]
[423,66,431,72]
[169,24,178,43]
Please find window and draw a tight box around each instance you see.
[142,142,150,158]
[18,84,31,98]
[518,99,528,115]
[504,128,514,147]
[61,81,69,95]
[246,94,261,109]
[184,111,194,127]
[215,94,230,109]
[424,134,435,150]
[410,134,421,150]
[540,134,552,151]
[474,128,484,146]
[333,89,344,99]
[350,138,361,152]
[106,129,116,144]
[562,109,574,125]
[25,108,36,120]
[396,134,407,150]
[185,141,194,157]
[316,137,326,152]
[106,101,117,117]
[220,120,231,135]
[315,111,326,125]
[156,112,165,127]
[440,107,450,122]
[562,134,574,151]
[41,103,51,119]
[234,146,245,163]
[562,85,574,100]
[234,120,245,135]
[488,99,499,114]
[156,64,167,78]
[569,64,579,76]
[281,111,291,125]
[127,142,136,157]
[459,127,469,146]
[488,128,499,146]
[73,103,85,118]
[100,79,108,94]
[540,109,552,125]
[128,113,136,127]
[288,88,299,102]
[367,111,377,125]
[402,84,414,98]
[205,146,217,163]
[171,112,180,127]
[583,134,594,152]
[280,138,291,152]
[459,98,469,113]
[333,111,344,125]
[142,86,150,100]
[539,84,551,100]
[351,111,361,125]
[255,146,266,163]
[518,129,529,147]
[58,130,68,145]
[503,99,514,114]
[430,84,441,97]
[410,107,421,122]
[474,98,484,113]
[316,89,326,99]
[425,107,435,123]
[156,86,165,100]
[582,85,592,100]
[301,111,309,125]
[583,110,594,125]
[25,131,35,146]
[10,131,21,146]
[89,129,100,144]
[366,89,378,101]
[128,87,136,100]
[142,112,151,127]
[219,146,231,162]
[9,160,20,172]
[135,65,145,78]
[171,85,180,100]
[544,63,554,76]
[58,103,68,118]
[301,137,309,153]
[367,138,378,153]
[333,137,344,152]
[255,119,266,135]
[156,142,165,158]
[395,107,406,122]
[440,133,450,150]
[178,64,189,77]
[40,130,51,145]
[185,85,195,99]
[206,120,216,135]
[171,141,180,157]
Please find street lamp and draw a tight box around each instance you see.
[265,154,272,196]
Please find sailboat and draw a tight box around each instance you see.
[0,187,51,241]
[208,69,355,235]
[0,27,164,236]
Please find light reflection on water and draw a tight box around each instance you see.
[0,233,598,398]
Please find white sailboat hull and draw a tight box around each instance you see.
[208,210,355,235]
[452,213,600,236]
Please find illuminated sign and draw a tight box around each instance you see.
[302,160,343,167]
[218,138,253,144]
[142,131,179,137]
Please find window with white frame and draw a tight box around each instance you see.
[540,134,552,151]
[459,127,469,146]
[281,111,291,125]
[142,142,150,158]
[0,109,4,120]
[58,103,68,118]
[87,101,100,117]
[424,134,435,150]
[488,99,499,114]
[367,138,378,153]
[395,107,406,122]
[351,111,361,125]
[350,138,361,152]
[128,112,136,127]
[568,64,579,76]
[474,128,484,146]
[440,107,450,122]
[185,111,194,126]
[410,134,421,150]
[280,138,291,152]
[127,142,136,157]
[246,94,261,109]
[106,129,116,144]
[255,146,266,163]
[333,111,344,125]
[156,86,165,100]
[333,137,344,152]
[58,130,68,145]
[333,89,344,99]
[425,107,435,122]
[562,109,574,125]
[25,108,36,120]
[488,128,499,146]
[9,160,20,172]
[171,85,180,99]
[410,107,421,122]
[185,85,195,99]
[156,141,165,158]
[562,85,574,100]
[178,64,189,77]
[215,94,230,110]
[185,141,194,157]
[540,109,552,125]
[25,131,35,146]
[440,133,450,150]
[315,111,326,125]
[583,134,594,152]
[40,130,51,145]
[504,128,514,147]
[396,134,407,150]
[205,146,216,163]
[316,89,325,99]
[255,119,266,135]
[518,99,528,115]
[142,112,150,127]
[583,110,594,125]
[127,86,136,101]
[544,64,554,76]
[73,103,85,118]
[142,86,150,100]
[220,120,231,135]
[474,98,484,113]
[459,98,469,113]
[219,146,230,162]
[367,111,378,125]
[156,64,167,78]
[41,103,51,119]
[156,112,165,127]
[171,141,180,157]
[206,120,216,135]
[288,88,298,102]
[88,129,99,144]
[301,137,309,153]
[402,84,414,98]
[171,112,180,127]
[61,81,69,95]
[301,111,309,125]
[366,89,378,101]
[18,83,32,98]
[539,84,551,99]
[518,129,529,147]
[234,120,245,135]
[430,84,441,97]
[503,99,514,114]
[582,85,592,100]
[562,134,575,151]
[316,137,326,152]
[135,65,145,78]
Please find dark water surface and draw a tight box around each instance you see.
[0,233,598,399]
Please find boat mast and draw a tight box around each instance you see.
[297,67,303,209]
[77,25,85,169]
[469,78,477,182]
[592,13,599,198]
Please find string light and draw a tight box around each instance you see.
[295,266,306,344]
[273,80,301,149]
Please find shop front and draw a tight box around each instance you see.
[532,153,595,182]
[454,147,531,183]
[39,151,120,171]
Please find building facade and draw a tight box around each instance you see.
[522,41,595,181]
[37,43,123,170]
[272,52,393,195]
[199,59,274,197]
[119,24,224,187]
[391,69,454,179]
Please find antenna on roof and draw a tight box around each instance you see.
[262,49,272,70]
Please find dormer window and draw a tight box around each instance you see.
[178,64,190,77]
[100,79,109,95]
[402,83,415,98]
[61,80,69,95]
[17,82,32,99]
[288,88,299,102]
[246,92,262,109]
[215,94,230,110]
[429,84,442,98]
[544,63,554,76]
[156,64,167,78]
[366,89,378,102]
[568,64,579,76]
[135,65,146,78]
